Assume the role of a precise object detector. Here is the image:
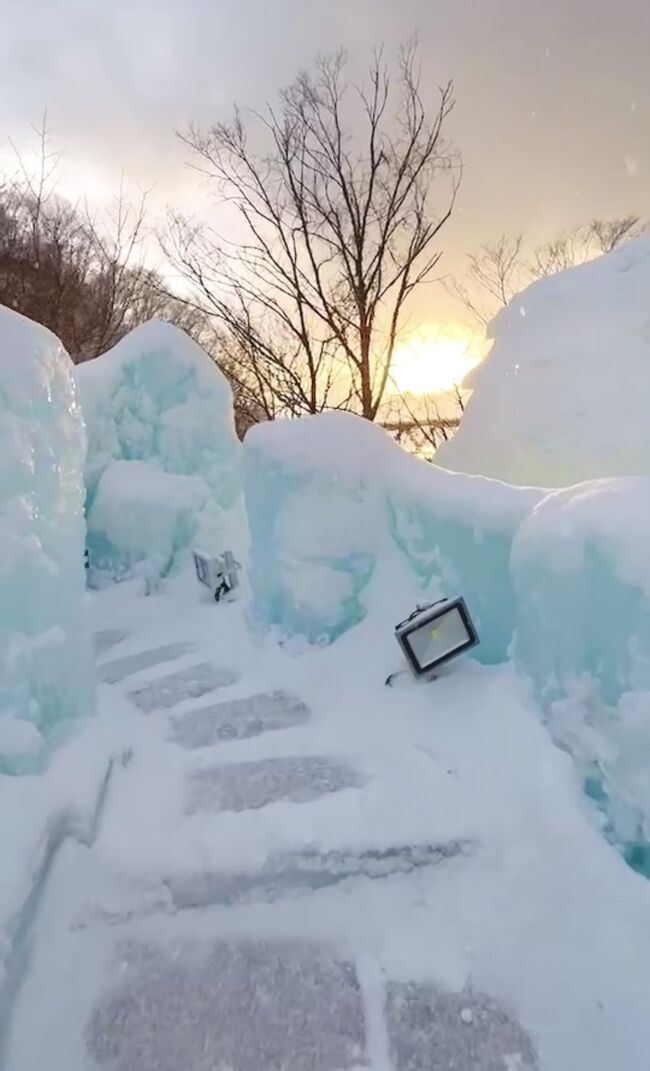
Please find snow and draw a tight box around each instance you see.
[0,719,43,760]
[4,572,650,1069]
[245,412,544,660]
[6,310,650,1065]
[245,412,650,871]
[437,237,650,487]
[87,460,208,585]
[76,320,243,585]
[0,305,92,774]
[0,718,124,996]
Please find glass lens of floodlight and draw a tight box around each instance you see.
[407,606,470,669]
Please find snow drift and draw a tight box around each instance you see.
[0,306,92,773]
[77,321,242,585]
[437,237,650,487]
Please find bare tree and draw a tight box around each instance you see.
[583,215,642,254]
[0,119,201,362]
[378,347,466,458]
[165,215,348,417]
[165,45,460,420]
[450,215,644,328]
[444,234,525,327]
[382,388,463,458]
[529,228,585,279]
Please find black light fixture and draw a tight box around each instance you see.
[395,597,479,679]
[192,549,241,602]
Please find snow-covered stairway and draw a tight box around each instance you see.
[6,579,650,1070]
[2,590,536,1070]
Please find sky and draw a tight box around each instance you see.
[0,0,648,341]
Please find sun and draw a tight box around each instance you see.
[391,326,484,395]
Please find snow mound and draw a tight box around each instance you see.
[512,477,650,862]
[0,305,92,773]
[87,461,209,586]
[244,412,543,658]
[77,321,242,584]
[437,237,650,487]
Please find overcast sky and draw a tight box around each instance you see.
[1,0,648,331]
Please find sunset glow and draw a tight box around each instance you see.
[390,326,484,395]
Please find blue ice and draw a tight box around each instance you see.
[244,414,650,873]
[511,479,650,868]
[244,415,384,643]
[77,321,242,585]
[0,306,92,773]
[244,412,542,659]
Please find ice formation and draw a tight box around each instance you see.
[387,458,542,664]
[244,414,390,644]
[244,412,543,658]
[512,478,650,707]
[511,478,650,866]
[76,321,242,585]
[437,237,650,487]
[0,305,92,772]
[87,461,208,586]
[245,412,650,870]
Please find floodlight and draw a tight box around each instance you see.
[192,548,241,602]
[395,597,478,678]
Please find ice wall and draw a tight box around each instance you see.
[512,478,650,706]
[245,411,650,873]
[387,463,541,664]
[77,321,242,585]
[244,412,543,660]
[244,414,390,643]
[437,238,650,487]
[0,306,92,773]
[511,478,650,867]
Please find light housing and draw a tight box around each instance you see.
[395,597,479,678]
[192,548,240,602]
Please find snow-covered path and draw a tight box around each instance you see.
[5,577,650,1071]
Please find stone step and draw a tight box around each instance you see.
[86,938,366,1071]
[169,691,311,748]
[167,841,471,909]
[184,755,361,814]
[94,629,129,657]
[99,642,196,684]
[385,982,538,1070]
[84,936,538,1071]
[128,663,238,713]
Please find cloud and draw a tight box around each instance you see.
[0,0,648,321]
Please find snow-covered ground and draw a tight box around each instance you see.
[4,571,650,1071]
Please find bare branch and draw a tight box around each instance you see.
[448,216,644,328]
[169,45,459,419]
